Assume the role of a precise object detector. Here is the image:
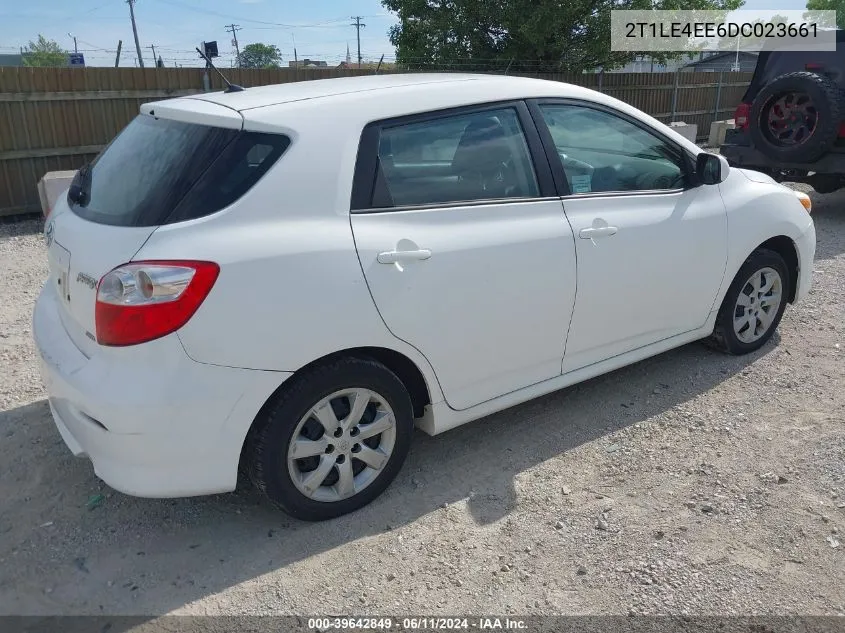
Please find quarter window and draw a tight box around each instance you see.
[371,108,540,208]
[538,105,687,194]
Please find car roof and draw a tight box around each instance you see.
[185,73,579,112]
[189,73,490,112]
[141,73,703,155]
[168,73,619,118]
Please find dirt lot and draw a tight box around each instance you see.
[0,189,842,617]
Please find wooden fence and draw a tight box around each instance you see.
[0,66,753,217]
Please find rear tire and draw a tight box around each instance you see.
[709,249,790,355]
[246,357,413,521]
[750,72,843,163]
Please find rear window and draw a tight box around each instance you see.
[68,115,289,227]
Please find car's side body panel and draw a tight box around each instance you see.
[134,104,447,409]
[559,188,728,373]
[418,317,718,435]
[138,79,815,439]
[351,200,577,411]
[714,169,815,307]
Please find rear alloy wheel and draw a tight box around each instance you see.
[709,249,790,355]
[287,388,397,503]
[247,358,413,521]
[764,92,817,148]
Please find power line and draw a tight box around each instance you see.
[149,0,364,29]
[351,16,366,68]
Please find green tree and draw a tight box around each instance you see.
[805,0,845,29]
[382,0,745,72]
[236,43,282,69]
[719,15,790,53]
[22,34,68,67]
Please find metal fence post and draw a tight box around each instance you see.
[597,67,604,93]
[714,71,724,120]
[670,71,680,121]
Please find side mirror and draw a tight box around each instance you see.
[696,152,730,185]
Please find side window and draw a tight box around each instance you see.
[167,132,290,223]
[372,108,540,208]
[538,104,687,195]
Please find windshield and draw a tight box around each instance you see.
[69,115,289,227]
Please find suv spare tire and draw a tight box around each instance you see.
[750,71,843,163]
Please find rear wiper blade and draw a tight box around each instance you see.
[67,162,93,207]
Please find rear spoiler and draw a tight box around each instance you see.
[139,98,244,130]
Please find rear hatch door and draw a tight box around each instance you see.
[47,100,243,357]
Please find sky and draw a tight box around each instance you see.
[0,0,398,68]
[0,0,812,68]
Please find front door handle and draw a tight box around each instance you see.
[579,226,618,240]
[377,249,432,264]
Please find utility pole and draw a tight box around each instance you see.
[149,44,157,68]
[225,24,242,66]
[67,33,78,53]
[127,0,144,68]
[114,40,123,67]
[351,16,366,68]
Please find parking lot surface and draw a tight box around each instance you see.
[0,189,842,616]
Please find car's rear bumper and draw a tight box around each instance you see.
[33,282,289,498]
[721,131,845,174]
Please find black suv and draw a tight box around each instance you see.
[721,31,845,193]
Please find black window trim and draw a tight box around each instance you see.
[350,99,558,213]
[67,114,291,227]
[526,98,700,200]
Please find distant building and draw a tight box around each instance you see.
[606,55,689,73]
[0,54,24,67]
[682,51,758,72]
[289,59,328,68]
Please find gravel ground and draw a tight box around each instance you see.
[0,188,842,617]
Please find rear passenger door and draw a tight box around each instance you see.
[350,102,577,411]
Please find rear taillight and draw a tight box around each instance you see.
[734,103,751,131]
[95,260,219,346]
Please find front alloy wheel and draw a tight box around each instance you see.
[710,248,790,355]
[732,267,784,344]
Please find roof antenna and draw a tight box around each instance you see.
[195,46,244,93]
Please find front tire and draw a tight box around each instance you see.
[709,249,790,355]
[246,357,414,521]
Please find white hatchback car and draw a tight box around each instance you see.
[34,74,815,520]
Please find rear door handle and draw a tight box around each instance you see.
[579,226,618,239]
[377,249,432,264]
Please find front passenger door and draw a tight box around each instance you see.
[532,102,729,373]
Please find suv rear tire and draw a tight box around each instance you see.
[750,71,843,163]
